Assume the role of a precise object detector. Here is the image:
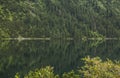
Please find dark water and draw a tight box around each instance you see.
[0,40,120,78]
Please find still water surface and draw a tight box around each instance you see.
[0,40,120,78]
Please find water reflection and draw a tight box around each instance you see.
[0,40,120,78]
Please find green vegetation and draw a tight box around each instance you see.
[0,0,120,38]
[15,56,120,78]
[80,56,120,78]
[15,66,59,78]
[1,40,120,78]
[0,0,120,78]
[0,28,10,39]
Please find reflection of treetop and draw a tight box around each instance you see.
[0,40,120,77]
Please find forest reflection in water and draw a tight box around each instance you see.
[0,40,120,78]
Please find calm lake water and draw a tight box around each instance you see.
[0,40,120,78]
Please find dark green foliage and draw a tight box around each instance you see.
[0,0,120,38]
[15,57,120,78]
[1,40,120,78]
[0,28,10,38]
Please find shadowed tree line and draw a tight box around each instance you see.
[0,0,120,38]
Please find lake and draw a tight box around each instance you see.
[0,40,120,78]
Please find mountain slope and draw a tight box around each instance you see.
[0,0,120,38]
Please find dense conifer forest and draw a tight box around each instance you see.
[0,0,120,78]
[0,0,120,39]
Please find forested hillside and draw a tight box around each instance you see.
[0,0,120,38]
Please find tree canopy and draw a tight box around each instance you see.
[0,0,120,38]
